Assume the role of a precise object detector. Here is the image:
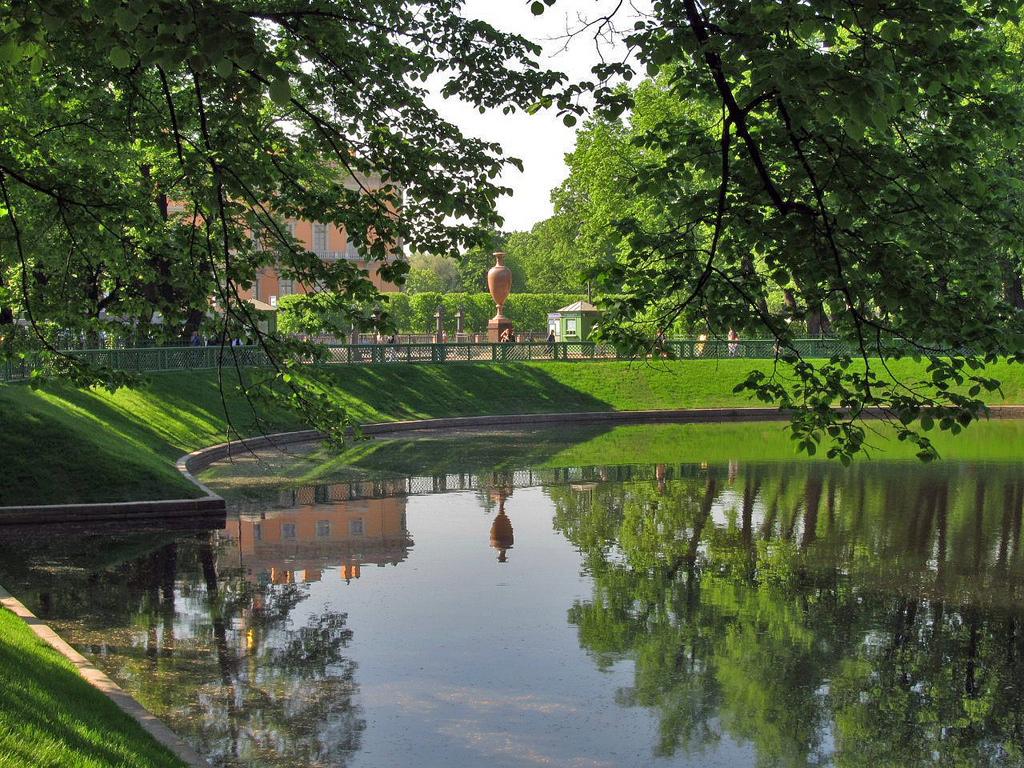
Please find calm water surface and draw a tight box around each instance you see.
[3,423,1024,767]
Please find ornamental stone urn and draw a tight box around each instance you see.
[487,252,515,342]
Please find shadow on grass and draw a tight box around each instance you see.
[321,363,614,420]
[0,385,200,505]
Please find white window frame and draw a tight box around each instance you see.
[312,223,329,252]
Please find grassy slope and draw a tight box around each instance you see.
[541,418,1024,467]
[0,608,184,768]
[4,359,1024,506]
[0,371,303,505]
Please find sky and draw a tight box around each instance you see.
[425,0,646,233]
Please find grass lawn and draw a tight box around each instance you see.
[3,358,1024,506]
[0,607,184,768]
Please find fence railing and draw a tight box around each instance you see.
[0,338,876,382]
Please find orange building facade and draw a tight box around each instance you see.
[169,174,403,309]
[245,216,402,307]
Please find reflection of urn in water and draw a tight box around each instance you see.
[489,484,515,563]
[487,252,515,342]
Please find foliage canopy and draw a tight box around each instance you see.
[0,0,562,438]
[540,0,1024,460]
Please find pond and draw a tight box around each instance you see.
[3,420,1024,767]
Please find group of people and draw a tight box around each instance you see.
[189,333,253,347]
[660,328,741,357]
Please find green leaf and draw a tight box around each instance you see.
[269,77,291,105]
[115,8,139,31]
[878,21,899,42]
[0,39,22,65]
[531,1,545,15]
[109,46,131,69]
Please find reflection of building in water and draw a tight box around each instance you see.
[220,482,412,585]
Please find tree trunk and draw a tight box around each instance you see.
[806,305,831,337]
[1002,257,1024,309]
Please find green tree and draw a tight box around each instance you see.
[0,0,563,436]
[457,231,527,294]
[403,252,463,294]
[503,214,590,294]
[540,0,1024,460]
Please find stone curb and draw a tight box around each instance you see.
[0,497,224,524]
[0,584,209,767]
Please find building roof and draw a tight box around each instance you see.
[556,300,601,313]
[245,298,278,312]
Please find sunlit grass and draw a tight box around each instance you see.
[0,608,184,768]
[4,358,1024,506]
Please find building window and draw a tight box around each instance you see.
[565,318,578,336]
[252,524,262,541]
[285,221,297,237]
[279,278,295,296]
[253,275,262,301]
[313,223,329,252]
[281,523,297,540]
[316,520,331,538]
[349,518,364,536]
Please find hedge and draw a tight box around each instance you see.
[278,291,590,335]
[377,292,586,334]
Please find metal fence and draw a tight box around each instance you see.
[0,337,869,382]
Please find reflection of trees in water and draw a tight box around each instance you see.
[22,534,364,768]
[549,464,1024,766]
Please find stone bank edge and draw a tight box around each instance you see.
[0,585,210,767]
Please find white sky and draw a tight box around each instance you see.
[426,0,646,233]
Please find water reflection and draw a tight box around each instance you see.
[0,496,385,767]
[2,444,1024,765]
[550,461,1024,766]
[488,479,516,563]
